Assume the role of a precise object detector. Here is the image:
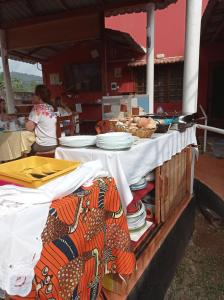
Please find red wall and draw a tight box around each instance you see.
[42,39,140,121]
[106,0,209,57]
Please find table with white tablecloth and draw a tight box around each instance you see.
[0,130,35,162]
[55,126,197,210]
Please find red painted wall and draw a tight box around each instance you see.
[42,38,140,122]
[106,0,209,57]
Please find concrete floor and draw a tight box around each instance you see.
[195,153,224,201]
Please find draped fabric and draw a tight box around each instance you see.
[10,177,135,300]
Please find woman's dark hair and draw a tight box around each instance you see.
[35,85,57,112]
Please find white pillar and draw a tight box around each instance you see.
[0,29,15,114]
[182,0,202,114]
[146,3,155,114]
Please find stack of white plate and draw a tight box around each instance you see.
[96,132,134,150]
[59,135,97,148]
[130,177,147,191]
[126,201,147,232]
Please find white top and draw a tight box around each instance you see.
[29,103,58,146]
[56,126,197,210]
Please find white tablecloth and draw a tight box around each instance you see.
[55,126,197,210]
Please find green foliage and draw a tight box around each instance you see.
[0,71,42,92]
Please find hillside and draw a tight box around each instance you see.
[0,71,43,92]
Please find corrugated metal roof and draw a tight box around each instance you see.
[0,0,177,28]
[128,55,184,66]
[7,28,145,63]
[105,28,145,54]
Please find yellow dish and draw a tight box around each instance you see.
[0,156,80,188]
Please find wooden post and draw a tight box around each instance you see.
[100,13,107,96]
[0,29,15,114]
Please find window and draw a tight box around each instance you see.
[154,63,183,102]
[134,62,183,102]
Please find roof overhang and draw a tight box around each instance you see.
[201,0,224,43]
[128,55,184,67]
[0,0,177,63]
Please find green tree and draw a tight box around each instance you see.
[12,78,25,91]
[0,73,4,91]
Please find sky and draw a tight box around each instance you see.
[0,59,42,77]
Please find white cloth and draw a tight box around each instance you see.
[29,103,58,146]
[0,160,106,297]
[56,126,197,210]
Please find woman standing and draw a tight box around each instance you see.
[26,85,58,153]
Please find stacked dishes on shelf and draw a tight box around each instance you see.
[59,135,97,148]
[130,177,147,191]
[126,201,147,232]
[96,132,134,150]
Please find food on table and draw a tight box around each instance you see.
[114,116,156,138]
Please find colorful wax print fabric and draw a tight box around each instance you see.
[10,177,135,300]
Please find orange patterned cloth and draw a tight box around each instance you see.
[10,177,135,300]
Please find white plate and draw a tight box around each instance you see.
[96,142,133,150]
[59,135,96,147]
[97,132,132,139]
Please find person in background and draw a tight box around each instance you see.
[0,98,8,121]
[26,85,58,153]
[55,96,72,117]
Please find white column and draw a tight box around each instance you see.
[182,0,202,114]
[146,3,155,114]
[0,29,15,114]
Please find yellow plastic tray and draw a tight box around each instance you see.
[0,156,80,188]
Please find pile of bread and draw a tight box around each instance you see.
[114,117,157,138]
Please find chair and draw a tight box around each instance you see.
[56,115,75,141]
[35,115,75,157]
[95,120,116,134]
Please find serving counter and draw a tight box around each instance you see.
[2,127,197,300]
[55,127,197,298]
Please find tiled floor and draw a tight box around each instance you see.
[195,153,224,200]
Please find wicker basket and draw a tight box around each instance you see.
[133,128,156,138]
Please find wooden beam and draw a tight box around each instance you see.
[27,47,44,55]
[9,50,46,63]
[6,13,101,50]
[0,29,15,113]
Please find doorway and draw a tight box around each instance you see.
[208,62,224,128]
